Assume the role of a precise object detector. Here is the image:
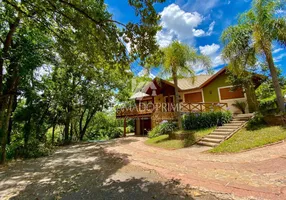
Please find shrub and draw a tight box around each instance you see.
[6,138,54,160]
[258,97,278,115]
[182,111,232,130]
[246,114,267,130]
[232,101,247,114]
[148,121,177,138]
[148,125,161,138]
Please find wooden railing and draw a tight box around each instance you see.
[116,102,228,118]
[180,102,228,113]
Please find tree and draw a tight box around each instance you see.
[221,24,259,112]
[159,41,211,129]
[221,0,286,113]
[0,23,53,163]
[0,0,164,164]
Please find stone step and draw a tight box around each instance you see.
[215,128,236,132]
[224,123,242,126]
[236,114,254,117]
[197,141,218,147]
[234,116,251,119]
[206,134,226,139]
[220,124,240,128]
[198,114,253,147]
[201,138,222,143]
[211,131,231,135]
[231,120,246,123]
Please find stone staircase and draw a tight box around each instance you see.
[197,113,254,147]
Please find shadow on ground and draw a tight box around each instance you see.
[0,139,213,200]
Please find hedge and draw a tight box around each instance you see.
[182,111,232,130]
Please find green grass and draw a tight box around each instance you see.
[210,126,286,153]
[145,127,215,150]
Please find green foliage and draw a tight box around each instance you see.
[148,121,177,138]
[246,114,267,130]
[0,0,165,164]
[182,111,232,130]
[221,0,286,113]
[6,137,53,160]
[232,101,247,114]
[256,81,286,114]
[85,112,123,140]
[159,41,212,78]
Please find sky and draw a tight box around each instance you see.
[106,0,286,77]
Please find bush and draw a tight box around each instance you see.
[6,138,54,160]
[232,101,247,114]
[246,114,267,130]
[258,97,278,115]
[148,121,177,138]
[107,127,123,139]
[182,111,232,130]
[148,125,160,138]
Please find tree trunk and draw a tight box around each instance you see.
[64,115,70,144]
[123,117,127,137]
[7,95,17,145]
[0,95,14,164]
[172,70,182,130]
[79,109,96,141]
[52,123,56,145]
[264,48,285,113]
[0,18,20,100]
[244,83,259,113]
[70,121,73,142]
[23,117,31,150]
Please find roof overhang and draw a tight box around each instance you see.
[130,92,150,99]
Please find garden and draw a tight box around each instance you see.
[145,111,232,150]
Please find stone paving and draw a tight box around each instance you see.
[106,137,286,200]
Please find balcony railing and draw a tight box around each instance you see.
[116,102,228,118]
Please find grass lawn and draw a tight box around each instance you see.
[210,126,286,153]
[145,127,215,150]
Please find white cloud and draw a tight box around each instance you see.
[193,29,205,37]
[156,4,216,47]
[181,0,220,14]
[274,53,286,63]
[156,30,174,48]
[213,55,225,66]
[160,4,203,40]
[273,48,283,54]
[199,43,225,67]
[206,21,215,36]
[199,43,220,56]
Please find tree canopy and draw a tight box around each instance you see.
[0,0,165,164]
[221,0,286,113]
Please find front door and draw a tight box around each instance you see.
[140,118,151,135]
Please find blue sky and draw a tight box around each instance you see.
[106,0,286,77]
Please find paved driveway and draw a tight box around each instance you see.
[1,137,286,200]
[106,137,286,200]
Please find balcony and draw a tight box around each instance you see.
[116,102,228,118]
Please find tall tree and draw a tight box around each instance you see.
[221,0,286,113]
[159,41,211,129]
[0,0,164,164]
[221,24,259,112]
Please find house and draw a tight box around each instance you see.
[116,67,262,136]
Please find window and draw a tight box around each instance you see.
[184,92,203,103]
[219,87,244,100]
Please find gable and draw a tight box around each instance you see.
[203,72,229,102]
